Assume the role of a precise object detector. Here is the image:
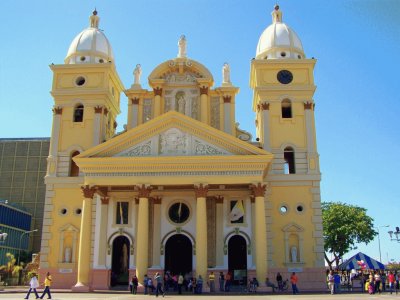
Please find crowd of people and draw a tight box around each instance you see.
[326,269,400,295]
[131,270,301,295]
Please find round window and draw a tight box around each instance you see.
[60,208,67,215]
[280,205,288,214]
[75,76,86,86]
[168,202,190,224]
[75,208,82,215]
[296,205,303,212]
[99,58,104,63]
[80,56,86,62]
[281,52,286,57]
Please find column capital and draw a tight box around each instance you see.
[261,102,270,110]
[200,86,209,95]
[131,97,140,105]
[154,87,163,96]
[94,106,103,114]
[304,101,314,110]
[81,185,96,199]
[215,195,224,204]
[103,108,109,116]
[52,107,63,115]
[223,95,231,103]
[100,197,109,205]
[152,196,162,204]
[250,183,267,197]
[194,184,209,198]
[137,184,153,198]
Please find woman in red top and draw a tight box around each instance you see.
[290,272,299,294]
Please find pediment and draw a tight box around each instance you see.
[78,111,271,158]
[114,127,231,157]
[74,111,273,185]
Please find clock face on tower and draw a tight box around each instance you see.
[277,70,293,84]
[168,202,190,224]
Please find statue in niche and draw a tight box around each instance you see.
[64,247,71,263]
[291,246,298,263]
[176,91,186,114]
[133,64,142,85]
[178,35,187,58]
[222,62,231,84]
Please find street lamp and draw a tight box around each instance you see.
[0,230,8,243]
[375,225,389,263]
[388,226,400,242]
[17,229,38,265]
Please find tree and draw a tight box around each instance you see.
[322,202,377,269]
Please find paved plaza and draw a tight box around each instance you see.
[1,290,400,300]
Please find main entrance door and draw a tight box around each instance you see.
[111,236,130,286]
[164,234,192,276]
[228,235,247,285]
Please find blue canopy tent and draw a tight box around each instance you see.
[338,252,384,270]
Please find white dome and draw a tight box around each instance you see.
[65,11,114,64]
[256,6,305,60]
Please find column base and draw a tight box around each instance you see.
[71,282,90,292]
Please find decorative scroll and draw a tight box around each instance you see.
[194,139,225,155]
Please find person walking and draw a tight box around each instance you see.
[219,272,224,292]
[24,272,40,299]
[177,274,184,295]
[388,271,395,294]
[39,272,52,299]
[131,275,138,294]
[276,272,283,291]
[154,272,165,297]
[224,272,231,292]
[208,271,215,292]
[143,274,149,295]
[290,272,299,294]
[327,270,334,294]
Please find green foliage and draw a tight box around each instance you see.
[386,261,400,270]
[322,202,377,268]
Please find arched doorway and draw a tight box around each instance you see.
[228,235,247,285]
[111,236,130,286]
[164,234,192,276]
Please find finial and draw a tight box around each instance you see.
[271,4,282,23]
[90,9,100,28]
[177,35,187,58]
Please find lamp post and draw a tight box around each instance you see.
[375,225,389,263]
[388,226,400,242]
[17,229,38,266]
[0,231,8,243]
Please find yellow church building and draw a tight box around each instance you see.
[40,6,325,291]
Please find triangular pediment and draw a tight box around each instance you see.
[78,111,271,158]
[74,111,273,185]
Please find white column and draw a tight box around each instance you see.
[215,196,224,267]
[200,86,209,124]
[195,184,208,279]
[304,102,318,173]
[223,96,232,134]
[93,195,109,268]
[261,103,271,151]
[93,106,102,146]
[128,98,139,129]
[152,197,161,267]
[47,107,62,176]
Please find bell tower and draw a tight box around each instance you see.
[46,10,124,178]
[250,5,319,175]
[249,5,325,288]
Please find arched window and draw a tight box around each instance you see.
[73,104,84,122]
[69,151,80,177]
[284,147,295,174]
[281,99,292,118]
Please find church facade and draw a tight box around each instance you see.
[39,6,325,291]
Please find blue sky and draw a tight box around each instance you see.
[0,0,399,264]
